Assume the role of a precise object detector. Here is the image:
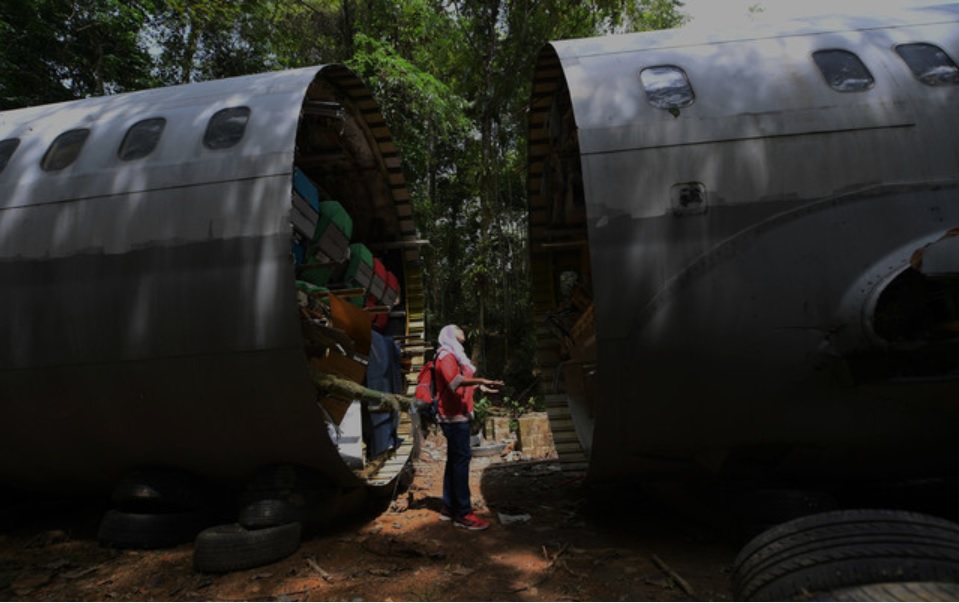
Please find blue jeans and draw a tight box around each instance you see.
[440,422,472,517]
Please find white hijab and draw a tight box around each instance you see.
[437,324,475,373]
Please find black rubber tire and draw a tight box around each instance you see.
[732,508,959,601]
[811,581,959,601]
[193,522,302,574]
[241,464,339,527]
[98,508,212,549]
[238,498,302,529]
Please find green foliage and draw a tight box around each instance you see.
[0,0,158,109]
[347,32,471,192]
[500,394,540,419]
[263,0,346,69]
[621,0,690,32]
[475,392,541,437]
[350,0,685,399]
[145,0,281,83]
[472,396,493,434]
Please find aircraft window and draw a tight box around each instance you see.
[895,43,959,86]
[0,138,20,174]
[640,66,695,109]
[203,106,251,150]
[812,50,874,92]
[118,118,166,160]
[41,128,91,171]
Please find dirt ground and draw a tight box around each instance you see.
[0,432,739,601]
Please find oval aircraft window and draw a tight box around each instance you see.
[41,128,91,171]
[118,117,166,160]
[203,106,251,150]
[895,43,959,86]
[0,138,20,174]
[640,66,695,109]
[812,49,874,92]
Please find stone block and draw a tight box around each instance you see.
[485,417,512,442]
[517,412,554,457]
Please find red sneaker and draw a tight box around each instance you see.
[453,511,490,531]
[439,506,453,521]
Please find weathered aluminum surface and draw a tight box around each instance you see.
[529,5,959,484]
[0,66,421,493]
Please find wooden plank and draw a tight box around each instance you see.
[552,433,580,445]
[555,442,587,455]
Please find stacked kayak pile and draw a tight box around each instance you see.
[291,168,401,327]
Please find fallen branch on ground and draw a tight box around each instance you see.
[651,554,695,597]
[305,557,334,583]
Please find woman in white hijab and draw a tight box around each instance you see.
[433,324,503,530]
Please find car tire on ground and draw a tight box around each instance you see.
[811,581,959,602]
[193,522,302,573]
[238,498,302,529]
[97,508,212,549]
[732,508,959,601]
[241,464,340,527]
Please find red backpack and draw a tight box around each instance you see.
[413,359,439,423]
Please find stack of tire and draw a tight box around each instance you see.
[98,465,337,574]
[731,509,959,601]
[97,467,219,550]
[193,464,338,574]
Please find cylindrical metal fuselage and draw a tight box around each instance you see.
[528,5,959,484]
[0,66,421,493]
